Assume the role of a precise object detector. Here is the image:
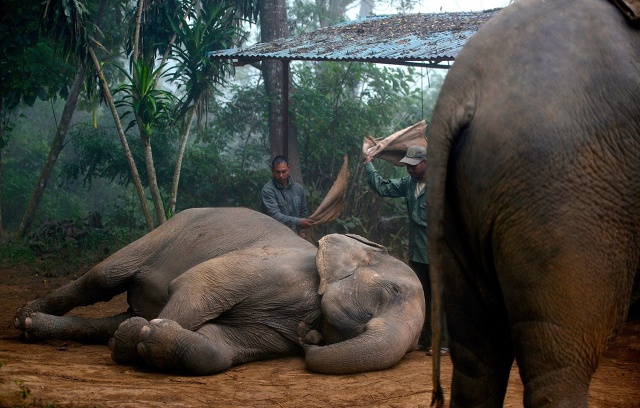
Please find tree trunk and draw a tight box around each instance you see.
[141,131,166,224]
[132,0,166,225]
[88,47,155,232]
[0,98,4,242]
[167,92,202,216]
[0,145,3,243]
[14,65,85,241]
[259,0,304,183]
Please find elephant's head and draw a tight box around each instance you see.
[304,233,425,374]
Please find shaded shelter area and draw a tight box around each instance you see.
[207,9,501,157]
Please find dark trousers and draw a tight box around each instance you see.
[409,260,447,347]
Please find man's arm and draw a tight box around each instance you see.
[364,161,406,198]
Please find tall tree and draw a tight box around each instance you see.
[40,0,247,230]
[14,65,86,240]
[87,45,155,230]
[259,0,305,182]
[39,0,157,231]
[165,3,238,214]
[2,0,88,240]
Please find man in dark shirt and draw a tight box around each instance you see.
[261,156,311,238]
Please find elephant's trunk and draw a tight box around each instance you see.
[304,316,416,374]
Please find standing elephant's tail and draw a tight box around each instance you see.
[426,102,475,408]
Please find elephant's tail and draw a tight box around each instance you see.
[426,99,475,408]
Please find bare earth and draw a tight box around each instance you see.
[1,267,639,408]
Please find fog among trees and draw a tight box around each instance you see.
[1,0,445,265]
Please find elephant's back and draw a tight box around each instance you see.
[109,207,315,317]
[430,0,640,285]
[447,0,640,227]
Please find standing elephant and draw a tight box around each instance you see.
[14,207,425,375]
[426,0,640,406]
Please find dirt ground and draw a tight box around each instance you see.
[0,267,639,408]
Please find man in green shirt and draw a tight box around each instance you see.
[363,145,447,355]
[261,156,311,238]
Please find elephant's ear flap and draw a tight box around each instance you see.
[316,234,387,295]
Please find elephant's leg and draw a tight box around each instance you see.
[21,311,134,343]
[135,319,249,374]
[136,319,297,374]
[15,257,137,336]
[442,242,514,407]
[155,257,258,330]
[501,226,634,407]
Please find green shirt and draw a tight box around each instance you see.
[365,162,428,264]
[261,178,308,233]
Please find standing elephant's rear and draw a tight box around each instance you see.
[426,0,640,406]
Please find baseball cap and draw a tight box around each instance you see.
[399,146,427,166]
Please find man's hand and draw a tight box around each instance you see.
[363,153,374,164]
[299,218,312,229]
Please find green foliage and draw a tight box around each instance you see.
[168,2,240,118]
[40,0,93,63]
[124,0,180,61]
[288,61,430,257]
[175,142,269,211]
[0,217,139,276]
[288,0,321,35]
[197,59,442,259]
[0,1,76,109]
[62,122,178,193]
[62,124,129,187]
[113,61,176,136]
[0,242,37,266]
[1,103,61,230]
[1,0,446,265]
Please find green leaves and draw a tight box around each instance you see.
[113,61,176,136]
[167,3,240,116]
[41,0,93,63]
[0,0,76,109]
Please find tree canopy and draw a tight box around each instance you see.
[1,0,446,262]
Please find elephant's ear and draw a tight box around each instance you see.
[343,234,387,250]
[316,234,387,295]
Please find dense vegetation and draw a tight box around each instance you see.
[0,0,445,273]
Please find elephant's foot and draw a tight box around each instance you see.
[15,313,71,342]
[14,301,47,337]
[13,310,56,341]
[137,319,233,375]
[110,317,149,365]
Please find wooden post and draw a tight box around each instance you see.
[282,59,290,158]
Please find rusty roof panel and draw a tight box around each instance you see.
[208,10,501,65]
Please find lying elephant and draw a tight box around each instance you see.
[14,207,425,375]
[425,0,640,406]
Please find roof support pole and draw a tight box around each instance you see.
[282,59,290,159]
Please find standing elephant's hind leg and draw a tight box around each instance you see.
[442,243,515,406]
[136,319,235,375]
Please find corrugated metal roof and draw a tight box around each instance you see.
[207,9,501,68]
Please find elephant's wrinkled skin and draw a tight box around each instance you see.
[426,0,640,406]
[14,207,425,375]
